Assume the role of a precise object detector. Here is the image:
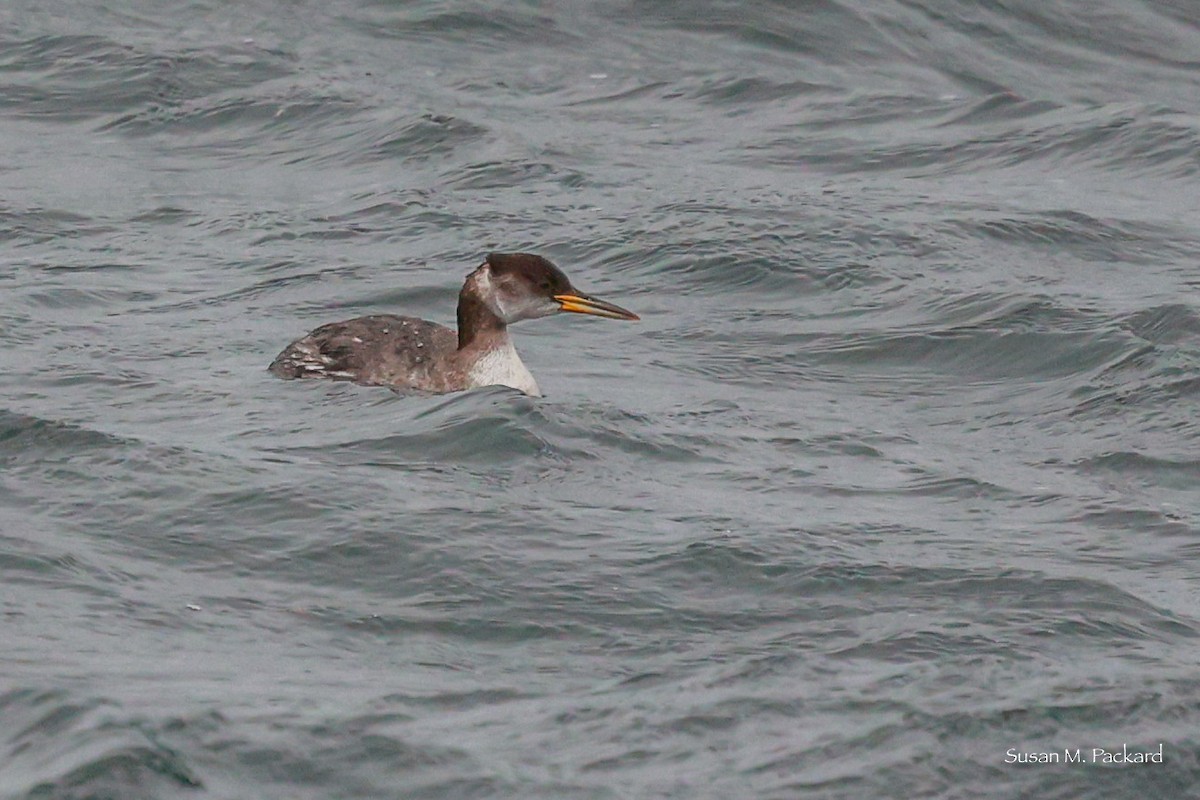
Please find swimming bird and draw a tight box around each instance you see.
[268,252,639,396]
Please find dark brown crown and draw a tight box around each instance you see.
[486,252,574,296]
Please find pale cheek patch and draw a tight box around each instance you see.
[472,264,554,322]
[473,266,508,319]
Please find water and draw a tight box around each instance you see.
[2,1,1200,797]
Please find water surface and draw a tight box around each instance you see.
[2,1,1200,798]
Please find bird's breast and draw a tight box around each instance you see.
[465,340,540,396]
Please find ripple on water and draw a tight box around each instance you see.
[736,101,1200,179]
[0,34,292,123]
[0,206,112,246]
[936,209,1198,264]
[0,689,202,798]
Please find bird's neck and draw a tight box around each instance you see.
[456,289,508,350]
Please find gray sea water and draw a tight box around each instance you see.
[3,1,1200,798]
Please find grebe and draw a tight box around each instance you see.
[268,252,639,396]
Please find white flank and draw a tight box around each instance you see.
[467,339,541,396]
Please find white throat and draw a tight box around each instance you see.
[466,337,541,396]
